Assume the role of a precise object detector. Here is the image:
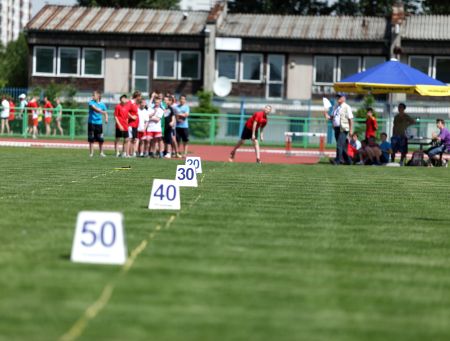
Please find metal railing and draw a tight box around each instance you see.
[5,108,444,149]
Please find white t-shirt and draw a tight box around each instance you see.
[1,99,10,118]
[147,107,164,132]
[137,108,150,132]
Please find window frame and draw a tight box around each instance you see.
[363,56,386,71]
[154,50,177,80]
[266,54,285,99]
[240,53,264,83]
[32,46,56,76]
[81,48,104,78]
[408,55,432,76]
[313,55,336,85]
[132,49,150,93]
[433,56,450,84]
[57,46,80,77]
[178,51,201,80]
[216,52,239,82]
[338,56,361,81]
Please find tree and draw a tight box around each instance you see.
[422,0,450,14]
[77,0,179,9]
[0,33,28,88]
[228,0,332,15]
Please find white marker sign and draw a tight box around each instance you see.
[71,211,127,265]
[175,165,198,187]
[185,156,202,174]
[148,179,180,210]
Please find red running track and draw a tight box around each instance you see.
[0,137,324,164]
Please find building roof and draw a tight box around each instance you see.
[26,5,209,35]
[217,14,387,41]
[402,15,450,41]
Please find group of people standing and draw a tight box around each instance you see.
[0,93,64,138]
[325,94,449,166]
[87,90,190,158]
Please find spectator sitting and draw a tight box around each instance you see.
[426,119,450,167]
[349,132,362,163]
[379,133,392,164]
[364,137,382,165]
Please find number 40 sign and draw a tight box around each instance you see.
[71,211,127,265]
[148,179,180,210]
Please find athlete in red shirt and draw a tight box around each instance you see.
[114,94,130,157]
[127,90,141,157]
[365,108,378,140]
[229,105,272,163]
[8,97,15,133]
[27,97,39,139]
[43,97,53,136]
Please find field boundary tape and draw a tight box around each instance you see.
[58,171,211,341]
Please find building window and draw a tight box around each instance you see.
[82,48,104,77]
[132,50,150,92]
[241,53,263,82]
[179,51,201,80]
[339,56,360,81]
[155,50,176,79]
[58,47,80,76]
[217,52,238,81]
[314,56,335,84]
[33,46,55,75]
[363,56,385,70]
[435,57,450,84]
[409,56,431,76]
[267,54,285,98]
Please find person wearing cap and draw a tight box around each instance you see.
[18,94,27,120]
[324,93,353,165]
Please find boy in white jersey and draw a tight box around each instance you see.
[146,97,164,158]
[137,99,151,157]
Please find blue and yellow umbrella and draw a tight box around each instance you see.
[334,59,450,96]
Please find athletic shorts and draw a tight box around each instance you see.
[45,117,52,124]
[33,118,39,127]
[115,128,128,139]
[164,128,175,144]
[137,131,147,140]
[128,127,138,140]
[176,127,189,143]
[147,131,162,139]
[88,123,104,143]
[241,126,258,140]
[391,135,408,154]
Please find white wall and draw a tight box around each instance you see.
[287,54,313,100]
[104,48,130,94]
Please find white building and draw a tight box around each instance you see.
[0,0,31,47]
[179,0,218,11]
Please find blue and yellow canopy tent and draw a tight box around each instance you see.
[334,59,450,96]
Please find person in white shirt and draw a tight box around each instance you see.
[324,93,353,165]
[146,97,164,158]
[137,99,151,157]
[1,95,11,134]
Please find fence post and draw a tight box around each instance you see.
[209,114,216,145]
[22,109,27,137]
[70,111,75,140]
[303,118,308,149]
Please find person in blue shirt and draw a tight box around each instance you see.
[88,90,108,157]
[176,94,190,157]
[379,132,392,164]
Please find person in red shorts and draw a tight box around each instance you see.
[8,96,15,134]
[27,96,39,139]
[229,105,272,164]
[127,91,141,157]
[114,94,130,157]
[365,107,378,140]
[43,96,53,136]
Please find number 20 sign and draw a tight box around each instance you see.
[185,157,202,174]
[71,211,127,265]
[148,179,181,210]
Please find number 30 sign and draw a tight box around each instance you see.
[71,211,127,265]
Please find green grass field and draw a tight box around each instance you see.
[1,147,450,341]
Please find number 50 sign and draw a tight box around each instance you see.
[71,211,127,265]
